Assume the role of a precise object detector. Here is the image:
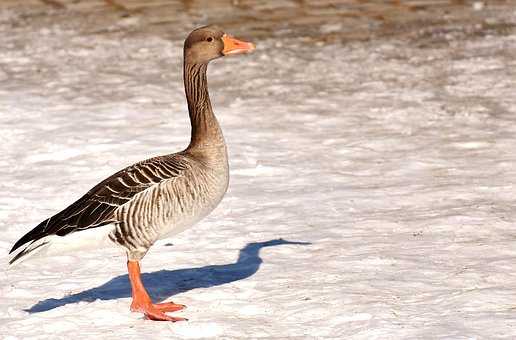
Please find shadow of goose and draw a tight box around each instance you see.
[27,238,310,313]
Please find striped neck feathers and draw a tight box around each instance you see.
[184,62,224,150]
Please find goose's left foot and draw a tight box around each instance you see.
[145,312,187,322]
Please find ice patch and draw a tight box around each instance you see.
[232,164,290,176]
[173,322,224,339]
[331,313,373,323]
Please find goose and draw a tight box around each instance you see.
[9,25,255,322]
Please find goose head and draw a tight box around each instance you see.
[184,25,255,64]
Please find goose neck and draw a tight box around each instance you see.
[183,62,224,150]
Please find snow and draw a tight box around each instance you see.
[2,1,516,339]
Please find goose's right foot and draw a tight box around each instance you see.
[127,260,187,322]
[154,302,186,312]
[133,304,187,322]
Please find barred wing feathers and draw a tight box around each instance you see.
[9,155,188,256]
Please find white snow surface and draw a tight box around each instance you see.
[2,2,516,339]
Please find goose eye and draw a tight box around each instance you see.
[207,37,213,42]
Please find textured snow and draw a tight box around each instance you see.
[2,1,516,339]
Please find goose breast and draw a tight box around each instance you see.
[109,150,229,256]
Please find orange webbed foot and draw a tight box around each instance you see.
[131,301,188,322]
[144,307,188,322]
[154,302,186,313]
[127,261,187,322]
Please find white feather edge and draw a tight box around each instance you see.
[8,224,117,268]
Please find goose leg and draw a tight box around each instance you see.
[127,260,187,321]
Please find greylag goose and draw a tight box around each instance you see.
[9,25,255,322]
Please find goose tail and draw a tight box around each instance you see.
[8,236,53,268]
[8,223,117,268]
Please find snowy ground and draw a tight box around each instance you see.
[2,0,516,339]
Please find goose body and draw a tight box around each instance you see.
[9,26,255,321]
[10,150,228,264]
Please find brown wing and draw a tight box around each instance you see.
[10,154,189,254]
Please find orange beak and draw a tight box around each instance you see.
[222,34,256,55]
